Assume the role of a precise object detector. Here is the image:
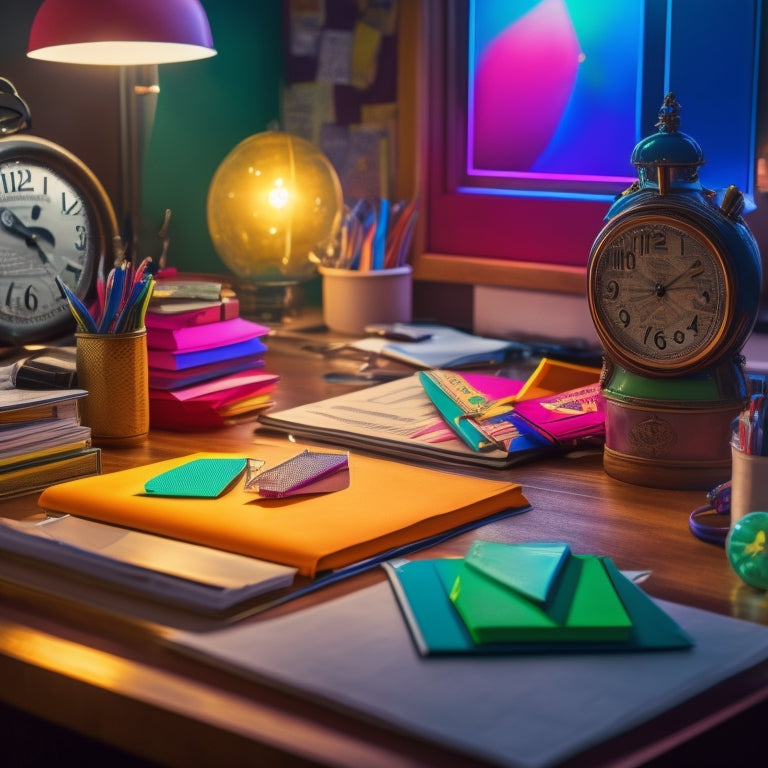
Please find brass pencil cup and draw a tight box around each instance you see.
[76,329,149,447]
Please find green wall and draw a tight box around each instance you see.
[141,1,284,274]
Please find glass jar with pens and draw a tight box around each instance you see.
[58,257,155,446]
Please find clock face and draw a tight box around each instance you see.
[0,138,117,344]
[588,214,731,374]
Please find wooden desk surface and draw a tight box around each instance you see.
[1,329,767,767]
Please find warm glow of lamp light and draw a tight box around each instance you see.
[207,132,343,287]
[27,0,216,262]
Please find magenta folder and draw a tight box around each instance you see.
[147,317,269,352]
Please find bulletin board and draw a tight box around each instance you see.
[281,0,400,202]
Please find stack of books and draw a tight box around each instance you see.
[146,281,279,429]
[0,388,100,499]
[384,540,694,655]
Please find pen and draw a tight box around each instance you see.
[98,262,126,332]
[327,197,418,271]
[55,275,98,332]
[112,274,152,333]
[134,275,155,328]
[384,197,417,269]
[357,221,375,272]
[734,394,768,456]
[57,260,155,335]
[372,198,388,270]
[750,394,765,454]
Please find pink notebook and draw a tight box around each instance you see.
[147,317,269,352]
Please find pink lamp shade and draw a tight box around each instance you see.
[27,0,216,65]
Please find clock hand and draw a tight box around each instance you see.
[660,260,705,292]
[0,207,50,265]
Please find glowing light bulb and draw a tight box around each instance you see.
[207,131,343,285]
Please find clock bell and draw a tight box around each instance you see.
[586,94,762,489]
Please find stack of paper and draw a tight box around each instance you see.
[0,388,100,498]
[385,541,694,655]
[0,514,297,615]
[146,291,278,429]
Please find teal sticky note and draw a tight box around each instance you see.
[143,457,247,498]
[464,541,570,606]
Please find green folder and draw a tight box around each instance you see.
[383,556,694,655]
[450,552,633,644]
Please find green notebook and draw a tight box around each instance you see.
[383,556,693,655]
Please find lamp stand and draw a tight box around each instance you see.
[118,65,159,265]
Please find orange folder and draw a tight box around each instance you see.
[38,446,528,577]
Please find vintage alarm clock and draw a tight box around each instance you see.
[0,78,118,346]
[587,93,762,489]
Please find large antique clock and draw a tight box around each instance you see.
[587,93,762,489]
[0,78,118,346]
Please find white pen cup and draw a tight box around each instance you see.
[319,265,412,335]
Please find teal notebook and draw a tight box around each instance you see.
[383,556,694,655]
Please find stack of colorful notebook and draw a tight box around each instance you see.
[146,289,278,429]
[384,541,694,655]
[0,388,100,498]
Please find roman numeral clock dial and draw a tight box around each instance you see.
[586,94,761,490]
[0,81,118,345]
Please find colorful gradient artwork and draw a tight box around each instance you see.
[469,0,643,184]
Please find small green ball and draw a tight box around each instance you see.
[726,511,768,590]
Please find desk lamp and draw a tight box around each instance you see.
[207,131,344,322]
[27,0,216,263]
